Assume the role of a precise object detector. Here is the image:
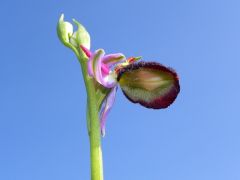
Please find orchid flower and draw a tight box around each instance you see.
[57,14,180,180]
[80,45,180,136]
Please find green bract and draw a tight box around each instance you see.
[70,19,91,50]
[57,14,73,47]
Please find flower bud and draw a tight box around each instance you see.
[57,14,73,47]
[70,19,91,50]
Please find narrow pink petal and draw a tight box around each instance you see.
[94,50,105,85]
[79,45,94,76]
[101,64,110,75]
[80,45,92,58]
[89,49,104,78]
[102,53,125,67]
[100,86,118,137]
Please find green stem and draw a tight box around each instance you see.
[77,50,104,180]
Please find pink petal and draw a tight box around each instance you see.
[88,49,105,78]
[100,86,118,137]
[88,49,123,88]
[102,53,125,68]
[101,64,110,75]
[92,50,117,88]
[80,45,92,58]
[94,50,107,86]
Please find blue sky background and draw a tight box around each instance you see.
[1,0,240,179]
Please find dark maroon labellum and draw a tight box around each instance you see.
[117,61,180,109]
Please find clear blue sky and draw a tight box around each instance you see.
[1,0,240,180]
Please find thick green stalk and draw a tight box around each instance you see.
[77,51,104,180]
